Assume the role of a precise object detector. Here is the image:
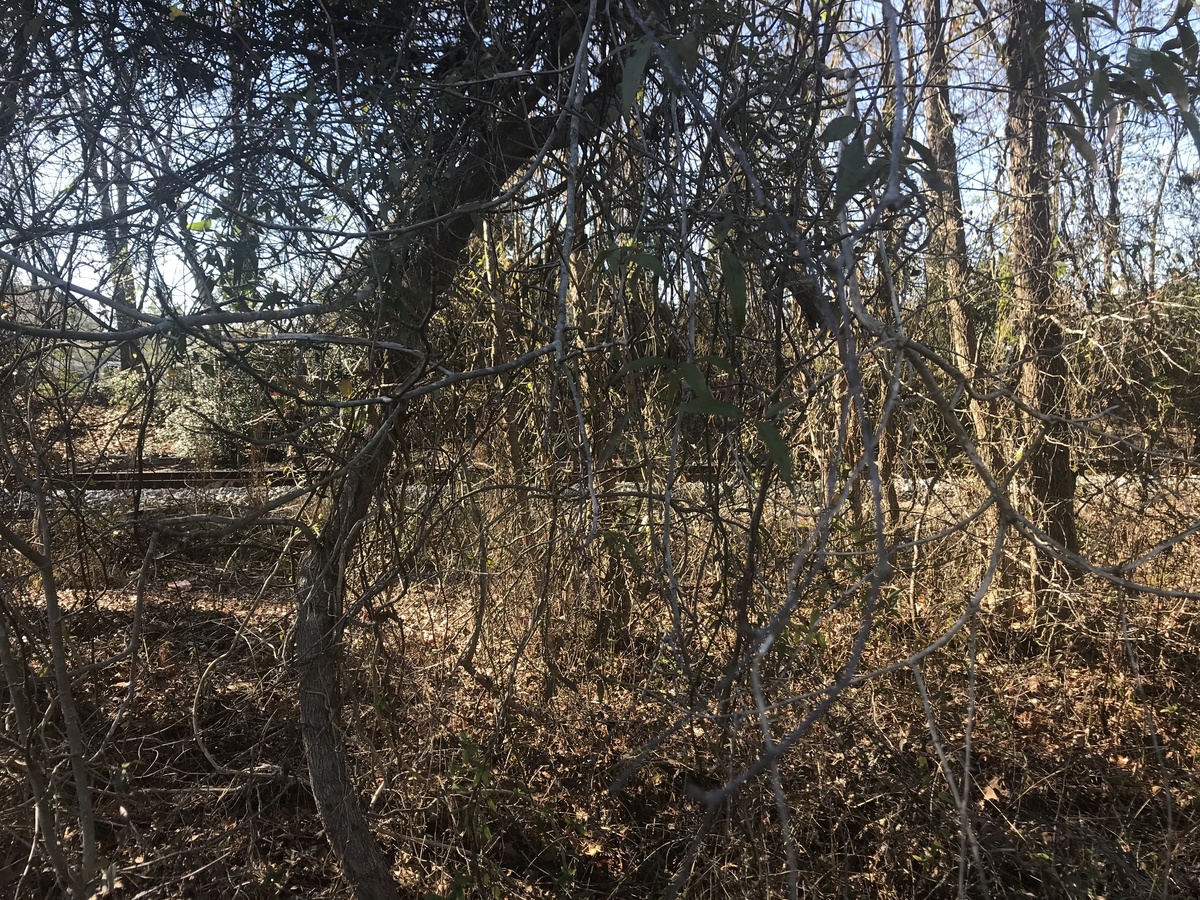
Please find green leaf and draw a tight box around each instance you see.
[834,136,867,206]
[906,138,948,191]
[1066,2,1085,38]
[1148,51,1190,109]
[720,248,747,333]
[598,246,666,279]
[1056,123,1096,167]
[1090,69,1110,115]
[755,420,795,483]
[628,251,666,279]
[674,362,711,398]
[601,529,645,573]
[616,354,672,376]
[695,353,734,374]
[1181,110,1200,156]
[671,32,701,72]
[835,148,889,208]
[1127,45,1152,73]
[1060,95,1087,130]
[622,41,652,116]
[187,218,213,231]
[593,246,620,269]
[1080,2,1119,30]
[820,115,859,143]
[596,410,633,466]
[764,397,802,418]
[680,397,743,419]
[1179,23,1198,67]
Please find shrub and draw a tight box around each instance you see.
[97,365,149,409]
[159,354,262,465]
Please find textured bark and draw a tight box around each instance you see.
[1005,0,1081,596]
[923,0,990,457]
[296,433,400,900]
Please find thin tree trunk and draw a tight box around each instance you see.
[295,429,400,900]
[289,42,615,896]
[95,151,140,371]
[1005,0,1081,600]
[0,578,78,895]
[923,0,989,455]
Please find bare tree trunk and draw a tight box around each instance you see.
[288,36,614,894]
[1005,0,1081,600]
[0,0,37,148]
[295,430,400,900]
[36,505,98,892]
[95,152,141,371]
[923,0,989,454]
[0,577,78,896]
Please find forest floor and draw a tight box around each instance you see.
[4,403,1200,897]
[5,545,1199,899]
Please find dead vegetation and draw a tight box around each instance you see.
[3,3,1200,897]
[3,474,1199,900]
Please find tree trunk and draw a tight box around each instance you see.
[1005,0,1081,600]
[295,428,401,900]
[289,27,615,894]
[923,0,989,455]
[95,151,141,372]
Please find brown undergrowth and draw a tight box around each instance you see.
[3,489,1200,899]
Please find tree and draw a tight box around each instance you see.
[1004,0,1082,600]
[922,0,987,450]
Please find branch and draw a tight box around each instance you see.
[0,519,48,569]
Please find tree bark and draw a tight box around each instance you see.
[296,429,401,900]
[923,0,989,455]
[1005,0,1081,599]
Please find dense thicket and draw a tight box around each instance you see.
[3,1,1200,897]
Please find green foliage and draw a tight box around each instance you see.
[622,41,652,117]
[754,420,795,484]
[719,247,747,334]
[160,360,261,464]
[98,366,148,409]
